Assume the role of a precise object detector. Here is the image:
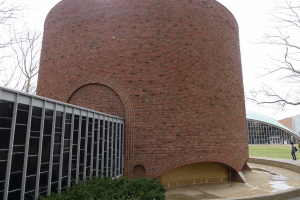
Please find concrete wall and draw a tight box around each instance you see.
[157,162,228,188]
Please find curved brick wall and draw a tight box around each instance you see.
[68,84,125,118]
[37,0,248,181]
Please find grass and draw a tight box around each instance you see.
[249,145,300,159]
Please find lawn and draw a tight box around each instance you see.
[249,145,300,159]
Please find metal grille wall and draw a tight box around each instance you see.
[0,87,124,200]
[247,120,299,144]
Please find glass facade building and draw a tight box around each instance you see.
[0,87,124,200]
[246,111,300,145]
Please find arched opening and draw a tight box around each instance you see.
[133,164,146,178]
[68,83,125,118]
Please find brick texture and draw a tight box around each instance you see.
[68,84,125,118]
[37,0,249,179]
[133,164,146,178]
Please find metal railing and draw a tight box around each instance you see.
[0,87,124,200]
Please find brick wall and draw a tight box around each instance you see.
[68,84,125,118]
[278,117,292,130]
[37,0,248,179]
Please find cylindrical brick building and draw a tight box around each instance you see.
[37,0,249,186]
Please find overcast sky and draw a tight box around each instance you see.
[11,0,300,121]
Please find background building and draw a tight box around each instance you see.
[247,111,300,145]
[37,0,249,186]
[279,115,300,138]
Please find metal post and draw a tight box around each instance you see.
[285,130,287,144]
[121,122,124,175]
[264,123,266,144]
[96,115,100,177]
[83,112,89,181]
[259,123,262,144]
[273,126,275,143]
[106,116,110,177]
[20,97,33,200]
[58,106,66,193]
[114,119,118,177]
[267,124,270,144]
[101,116,105,178]
[258,123,261,144]
[67,108,75,190]
[90,113,95,179]
[35,101,46,199]
[247,121,249,143]
[248,121,253,144]
[279,128,281,144]
[251,121,253,143]
[118,121,121,177]
[259,123,264,144]
[263,123,265,143]
[263,123,265,144]
[255,122,257,144]
[47,104,57,196]
[76,111,82,183]
[279,129,282,144]
[256,122,259,144]
[110,117,114,178]
[4,93,19,200]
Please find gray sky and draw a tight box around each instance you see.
[14,0,300,121]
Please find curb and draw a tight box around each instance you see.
[248,157,300,174]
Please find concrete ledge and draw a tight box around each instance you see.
[248,157,300,174]
[232,157,300,200]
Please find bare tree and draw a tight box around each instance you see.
[10,28,41,94]
[248,0,300,111]
[0,0,41,94]
[0,1,23,25]
[0,0,24,59]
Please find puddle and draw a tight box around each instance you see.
[251,167,294,193]
[251,168,292,181]
[269,181,294,193]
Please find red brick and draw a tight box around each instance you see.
[37,0,248,179]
